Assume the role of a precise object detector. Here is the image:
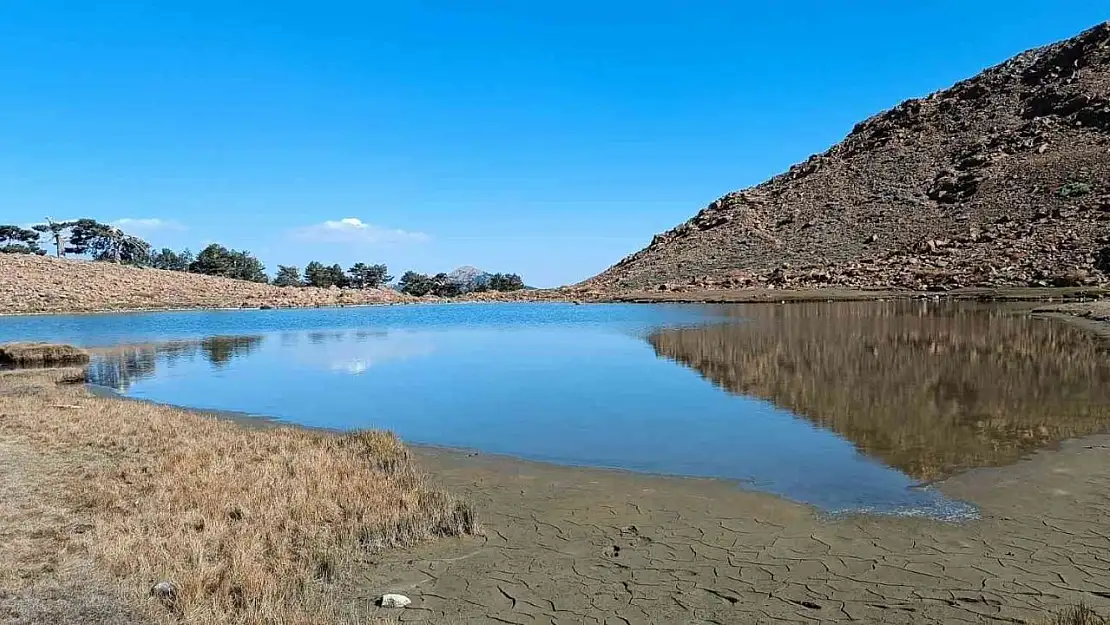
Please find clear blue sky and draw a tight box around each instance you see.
[2,2,1106,286]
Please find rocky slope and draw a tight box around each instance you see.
[590,22,1110,292]
[0,254,408,314]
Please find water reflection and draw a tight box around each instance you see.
[36,301,1110,517]
[305,330,434,375]
[649,301,1110,481]
[88,335,264,391]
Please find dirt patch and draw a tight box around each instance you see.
[0,436,146,625]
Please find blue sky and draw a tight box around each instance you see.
[2,2,1107,286]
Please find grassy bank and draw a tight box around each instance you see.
[0,368,477,625]
[0,342,90,368]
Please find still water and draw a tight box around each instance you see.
[4,302,1109,519]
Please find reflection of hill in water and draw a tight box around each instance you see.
[88,336,264,391]
[649,302,1110,481]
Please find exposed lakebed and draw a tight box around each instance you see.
[3,301,1109,519]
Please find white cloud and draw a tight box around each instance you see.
[111,218,185,233]
[293,217,429,244]
[293,331,436,375]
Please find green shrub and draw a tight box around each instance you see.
[1059,182,1092,198]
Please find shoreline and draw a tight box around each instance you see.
[0,369,478,625]
[4,304,1110,623]
[8,371,1110,623]
[388,426,1110,623]
[0,279,1104,317]
[40,299,1110,500]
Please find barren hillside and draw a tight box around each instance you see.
[591,23,1110,292]
[0,254,408,314]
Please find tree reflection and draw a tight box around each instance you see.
[87,335,264,391]
[649,302,1110,480]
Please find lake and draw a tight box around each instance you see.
[3,301,1109,520]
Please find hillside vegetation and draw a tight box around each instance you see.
[0,254,408,314]
[591,22,1110,293]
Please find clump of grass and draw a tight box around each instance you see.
[1046,603,1108,625]
[1058,181,1092,198]
[0,370,478,625]
[0,343,89,368]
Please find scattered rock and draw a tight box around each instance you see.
[379,593,412,608]
[150,581,178,609]
[1050,270,1094,287]
[1096,247,1110,272]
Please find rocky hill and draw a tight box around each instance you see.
[590,23,1110,292]
[447,266,493,291]
[0,254,408,314]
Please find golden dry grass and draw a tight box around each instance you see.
[0,343,90,367]
[1046,604,1109,625]
[0,254,410,314]
[0,368,477,625]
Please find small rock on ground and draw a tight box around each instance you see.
[379,593,411,608]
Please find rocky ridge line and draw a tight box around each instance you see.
[589,23,1110,293]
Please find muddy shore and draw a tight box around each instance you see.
[3,305,1110,624]
[352,435,1110,624]
[333,304,1110,622]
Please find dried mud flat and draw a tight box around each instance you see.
[348,439,1110,624]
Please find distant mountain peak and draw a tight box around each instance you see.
[447,266,492,289]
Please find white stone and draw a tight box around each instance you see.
[379,593,411,608]
[151,581,178,607]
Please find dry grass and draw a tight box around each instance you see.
[0,343,89,367]
[1046,604,1108,625]
[0,368,477,625]
[0,254,410,314]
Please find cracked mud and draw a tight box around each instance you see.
[349,435,1110,624]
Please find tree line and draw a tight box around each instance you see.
[396,271,524,296]
[1,218,526,294]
